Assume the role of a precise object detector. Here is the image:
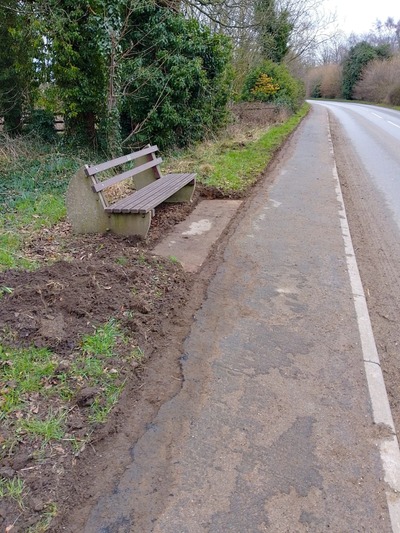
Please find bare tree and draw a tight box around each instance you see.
[181,0,336,62]
[353,55,400,103]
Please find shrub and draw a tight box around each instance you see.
[342,42,391,100]
[120,5,233,151]
[388,85,400,106]
[310,82,322,98]
[353,56,400,104]
[242,61,304,111]
[24,110,58,143]
[306,64,342,99]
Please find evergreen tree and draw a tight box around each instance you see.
[255,0,292,63]
[0,1,39,134]
[342,41,391,100]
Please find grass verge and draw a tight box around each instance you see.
[0,105,309,272]
[164,103,310,195]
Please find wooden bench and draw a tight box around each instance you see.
[66,145,196,238]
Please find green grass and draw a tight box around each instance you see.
[19,412,66,444]
[0,135,86,271]
[200,104,309,193]
[0,476,26,508]
[74,321,128,423]
[0,320,134,462]
[80,319,126,358]
[88,382,125,424]
[0,345,57,417]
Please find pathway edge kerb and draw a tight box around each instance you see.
[327,113,400,531]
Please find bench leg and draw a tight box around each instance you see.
[164,182,195,204]
[109,212,152,238]
[67,167,111,233]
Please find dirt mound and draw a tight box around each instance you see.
[0,236,192,532]
[0,253,187,355]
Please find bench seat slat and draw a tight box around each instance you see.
[106,176,182,213]
[122,175,194,213]
[107,173,195,214]
[93,158,162,193]
[105,175,184,212]
[109,173,193,212]
[134,174,195,213]
[105,173,196,214]
[86,146,158,176]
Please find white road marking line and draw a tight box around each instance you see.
[372,112,383,119]
[327,117,400,532]
[388,121,400,129]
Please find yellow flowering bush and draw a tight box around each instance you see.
[251,74,280,99]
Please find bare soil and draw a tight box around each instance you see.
[0,186,240,532]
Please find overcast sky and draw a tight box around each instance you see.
[331,0,400,35]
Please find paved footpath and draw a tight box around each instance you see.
[85,105,400,532]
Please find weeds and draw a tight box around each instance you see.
[0,476,26,508]
[28,502,58,533]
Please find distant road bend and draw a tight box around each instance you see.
[312,100,400,231]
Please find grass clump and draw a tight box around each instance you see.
[80,319,125,358]
[0,345,57,416]
[19,412,65,444]
[0,320,138,462]
[0,476,26,508]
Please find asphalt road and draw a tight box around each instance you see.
[82,104,400,532]
[312,101,400,231]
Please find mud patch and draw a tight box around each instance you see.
[0,238,193,532]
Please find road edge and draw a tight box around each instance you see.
[327,114,400,532]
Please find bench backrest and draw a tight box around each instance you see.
[85,145,162,193]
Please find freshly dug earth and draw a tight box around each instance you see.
[0,211,198,532]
